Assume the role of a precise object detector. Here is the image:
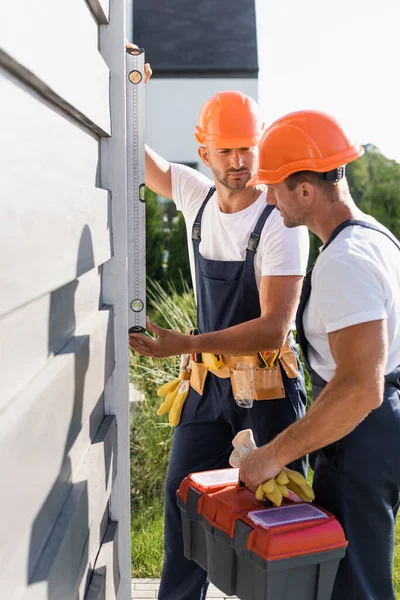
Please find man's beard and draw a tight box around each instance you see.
[280,208,308,228]
[212,168,251,190]
[282,216,303,228]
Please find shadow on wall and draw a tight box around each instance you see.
[27,225,108,598]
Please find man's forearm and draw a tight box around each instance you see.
[269,320,387,469]
[270,373,381,467]
[145,145,172,198]
[190,315,288,355]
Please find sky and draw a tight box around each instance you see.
[255,0,400,163]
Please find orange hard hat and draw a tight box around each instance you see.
[247,110,364,186]
[194,91,264,148]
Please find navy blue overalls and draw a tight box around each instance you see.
[296,219,400,600]
[159,187,307,600]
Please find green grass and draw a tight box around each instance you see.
[130,404,173,511]
[131,498,164,578]
[394,519,400,595]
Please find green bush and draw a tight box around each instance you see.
[165,212,192,293]
[145,188,165,288]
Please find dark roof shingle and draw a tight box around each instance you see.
[133,0,258,77]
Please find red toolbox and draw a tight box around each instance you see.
[177,468,347,600]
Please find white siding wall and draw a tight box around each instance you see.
[145,77,258,176]
[0,1,131,599]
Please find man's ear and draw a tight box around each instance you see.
[198,145,210,167]
[300,181,314,205]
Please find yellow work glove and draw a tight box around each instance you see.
[156,354,191,427]
[255,467,314,507]
[256,477,284,506]
[277,467,315,503]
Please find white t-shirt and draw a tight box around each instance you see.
[303,217,400,381]
[171,163,309,302]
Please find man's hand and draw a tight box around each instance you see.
[125,42,152,83]
[129,317,192,358]
[239,443,283,492]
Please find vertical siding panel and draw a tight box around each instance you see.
[100,1,131,598]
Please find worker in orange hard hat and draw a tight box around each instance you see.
[240,110,400,600]
[127,44,310,600]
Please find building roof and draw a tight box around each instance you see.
[133,0,258,77]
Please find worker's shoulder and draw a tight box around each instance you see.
[316,224,398,286]
[171,162,215,213]
[323,221,398,263]
[171,162,214,189]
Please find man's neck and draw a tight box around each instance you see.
[307,197,365,245]
[214,183,265,214]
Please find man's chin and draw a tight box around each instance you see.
[221,178,249,190]
[283,217,302,228]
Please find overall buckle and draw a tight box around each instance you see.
[247,232,260,253]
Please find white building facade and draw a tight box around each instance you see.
[135,0,259,177]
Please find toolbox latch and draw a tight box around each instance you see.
[234,520,252,554]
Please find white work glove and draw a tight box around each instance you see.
[229,429,257,468]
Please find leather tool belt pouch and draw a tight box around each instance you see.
[229,341,298,401]
[278,339,298,379]
[230,363,285,401]
[253,364,285,400]
[190,360,208,396]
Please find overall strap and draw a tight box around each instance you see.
[296,219,400,371]
[245,204,276,262]
[192,186,216,242]
[323,219,400,253]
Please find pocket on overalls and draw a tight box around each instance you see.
[322,441,345,471]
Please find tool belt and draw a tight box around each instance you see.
[189,339,298,401]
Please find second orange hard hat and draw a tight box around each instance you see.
[194,91,264,149]
[247,110,364,186]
